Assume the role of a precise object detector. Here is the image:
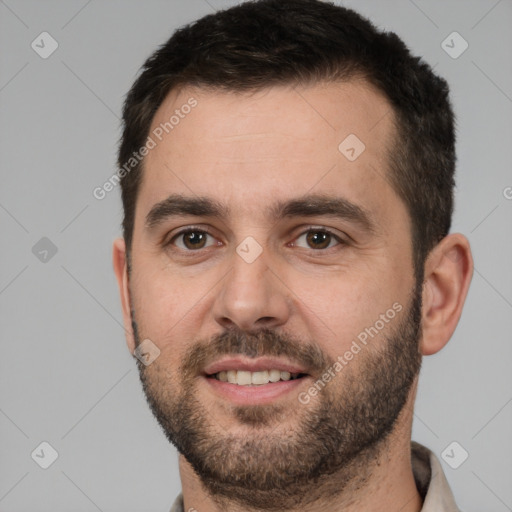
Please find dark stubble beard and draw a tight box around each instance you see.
[134,289,423,511]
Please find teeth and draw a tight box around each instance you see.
[251,370,269,385]
[212,369,302,386]
[269,369,281,382]
[237,371,252,386]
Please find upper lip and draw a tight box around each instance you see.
[203,356,308,376]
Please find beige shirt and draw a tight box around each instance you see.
[169,441,460,512]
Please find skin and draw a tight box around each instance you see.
[113,80,473,512]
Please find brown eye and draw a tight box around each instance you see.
[294,229,341,250]
[173,230,214,250]
[306,231,331,249]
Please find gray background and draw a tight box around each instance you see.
[1,0,511,510]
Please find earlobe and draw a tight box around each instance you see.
[420,233,473,356]
[112,238,136,354]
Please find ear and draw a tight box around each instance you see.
[420,233,473,356]
[113,238,136,354]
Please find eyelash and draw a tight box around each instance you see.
[167,226,217,250]
[291,228,345,250]
[166,226,347,252]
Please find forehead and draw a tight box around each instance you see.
[137,80,400,225]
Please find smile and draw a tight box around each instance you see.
[209,369,305,386]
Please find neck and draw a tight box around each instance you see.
[178,393,422,512]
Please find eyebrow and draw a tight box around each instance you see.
[271,195,376,233]
[145,195,229,229]
[145,193,375,233]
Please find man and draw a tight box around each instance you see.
[113,1,473,510]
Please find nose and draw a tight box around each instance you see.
[212,247,290,332]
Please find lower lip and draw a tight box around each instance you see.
[203,375,309,405]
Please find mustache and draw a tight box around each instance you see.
[180,327,333,378]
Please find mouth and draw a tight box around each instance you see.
[202,357,311,404]
[207,369,307,386]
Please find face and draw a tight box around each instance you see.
[122,81,422,508]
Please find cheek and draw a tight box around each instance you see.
[287,266,410,355]
[130,265,190,339]
[130,261,223,359]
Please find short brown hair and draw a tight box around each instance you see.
[118,0,455,276]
